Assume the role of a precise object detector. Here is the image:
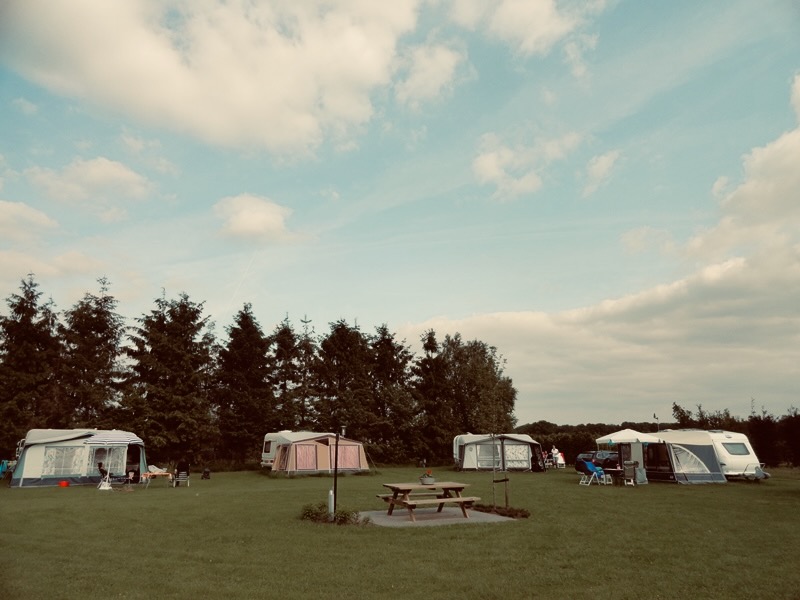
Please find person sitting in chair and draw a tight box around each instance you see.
[98,462,108,479]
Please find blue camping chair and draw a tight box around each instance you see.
[582,461,611,485]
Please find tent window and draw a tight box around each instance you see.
[295,444,317,470]
[89,447,125,475]
[42,446,84,476]
[504,444,529,468]
[477,444,500,469]
[334,445,359,469]
[721,442,750,456]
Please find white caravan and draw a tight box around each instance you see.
[707,430,769,480]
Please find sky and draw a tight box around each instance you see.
[1,0,799,426]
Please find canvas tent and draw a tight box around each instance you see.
[595,428,661,484]
[10,429,147,488]
[269,432,369,474]
[645,430,727,484]
[453,433,545,471]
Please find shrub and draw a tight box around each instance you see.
[299,502,371,526]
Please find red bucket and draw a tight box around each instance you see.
[58,480,70,487]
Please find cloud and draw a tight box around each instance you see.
[486,0,578,56]
[0,200,58,243]
[582,149,619,197]
[403,246,800,425]
[413,73,800,424]
[24,157,151,221]
[214,193,296,241]
[395,42,466,110]
[120,132,180,175]
[448,0,606,73]
[12,97,38,115]
[0,1,420,156]
[472,131,581,201]
[563,33,597,78]
[686,76,800,261]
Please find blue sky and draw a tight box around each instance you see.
[1,0,799,425]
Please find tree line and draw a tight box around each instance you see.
[518,402,800,468]
[0,275,516,466]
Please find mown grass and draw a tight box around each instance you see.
[1,467,799,599]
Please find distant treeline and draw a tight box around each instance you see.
[517,402,800,468]
[0,275,516,465]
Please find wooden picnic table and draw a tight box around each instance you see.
[378,482,480,522]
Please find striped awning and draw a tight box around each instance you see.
[84,430,144,445]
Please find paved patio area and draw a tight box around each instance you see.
[361,506,515,528]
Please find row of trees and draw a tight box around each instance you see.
[0,275,516,465]
[518,402,800,468]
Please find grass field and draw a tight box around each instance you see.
[2,467,799,599]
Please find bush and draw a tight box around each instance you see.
[299,502,372,526]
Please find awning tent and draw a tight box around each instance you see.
[595,429,658,484]
[453,433,545,472]
[596,428,726,484]
[10,428,147,488]
[271,432,369,474]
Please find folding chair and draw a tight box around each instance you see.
[584,461,610,485]
[579,461,594,485]
[623,462,637,486]
[173,471,190,487]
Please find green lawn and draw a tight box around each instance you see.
[1,467,799,599]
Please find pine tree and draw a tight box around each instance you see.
[0,275,63,455]
[59,277,125,427]
[122,292,216,463]
[215,303,274,461]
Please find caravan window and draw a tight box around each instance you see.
[263,441,272,454]
[42,446,84,476]
[721,442,750,456]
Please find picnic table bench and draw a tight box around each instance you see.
[380,482,479,522]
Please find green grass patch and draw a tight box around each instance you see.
[1,468,799,599]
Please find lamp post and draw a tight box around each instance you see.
[332,426,345,513]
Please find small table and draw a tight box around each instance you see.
[602,468,623,485]
[379,482,479,522]
[141,471,173,487]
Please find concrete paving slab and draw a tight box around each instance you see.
[361,506,515,528]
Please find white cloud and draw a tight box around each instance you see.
[25,157,151,221]
[582,149,619,197]
[472,131,581,201]
[12,97,37,115]
[0,1,420,156]
[0,200,58,242]
[395,42,466,110]
[214,193,296,241]
[686,77,800,261]
[120,132,179,175]
[487,0,578,56]
[563,33,597,78]
[403,247,800,425]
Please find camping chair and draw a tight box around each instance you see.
[579,461,594,485]
[584,461,610,485]
[623,461,637,486]
[98,468,112,491]
[173,471,190,487]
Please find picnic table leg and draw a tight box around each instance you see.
[387,490,400,515]
[406,505,416,522]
